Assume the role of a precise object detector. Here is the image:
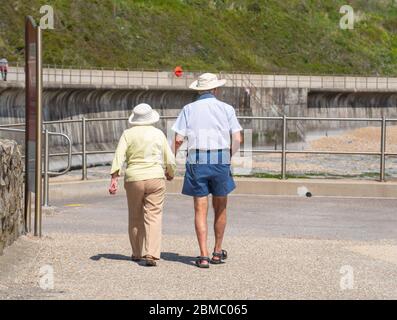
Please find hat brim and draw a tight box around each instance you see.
[189,79,227,91]
[128,110,160,126]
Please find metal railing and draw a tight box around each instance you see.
[1,115,396,202]
[4,64,397,90]
[0,127,72,206]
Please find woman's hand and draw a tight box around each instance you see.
[109,177,118,195]
[165,172,174,181]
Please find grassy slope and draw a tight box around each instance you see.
[0,0,397,75]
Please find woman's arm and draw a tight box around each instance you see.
[163,134,177,180]
[109,133,128,194]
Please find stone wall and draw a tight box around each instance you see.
[0,139,24,255]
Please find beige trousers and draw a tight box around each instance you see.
[124,178,166,260]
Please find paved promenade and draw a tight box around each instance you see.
[0,192,397,299]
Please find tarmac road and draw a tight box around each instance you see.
[47,193,397,241]
[1,193,396,300]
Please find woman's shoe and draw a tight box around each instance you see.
[131,255,141,262]
[144,255,157,267]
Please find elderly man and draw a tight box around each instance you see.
[172,73,243,268]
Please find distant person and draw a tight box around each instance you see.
[109,103,176,267]
[172,73,243,268]
[0,58,8,81]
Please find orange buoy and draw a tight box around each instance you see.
[174,66,183,77]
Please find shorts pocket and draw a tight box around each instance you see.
[186,163,196,179]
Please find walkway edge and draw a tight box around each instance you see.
[49,177,397,201]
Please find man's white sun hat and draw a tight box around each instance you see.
[128,103,160,126]
[189,73,227,91]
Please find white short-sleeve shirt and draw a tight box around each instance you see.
[172,94,243,151]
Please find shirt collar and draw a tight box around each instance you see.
[196,93,215,101]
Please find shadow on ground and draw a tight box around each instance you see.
[90,253,131,262]
[161,252,196,266]
[89,252,196,267]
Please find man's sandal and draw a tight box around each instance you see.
[211,250,228,264]
[195,256,210,268]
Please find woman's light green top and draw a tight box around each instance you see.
[110,125,176,182]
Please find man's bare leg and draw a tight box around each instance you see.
[212,196,228,260]
[194,196,209,264]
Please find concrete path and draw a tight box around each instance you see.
[1,193,397,299]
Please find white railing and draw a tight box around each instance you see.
[3,64,397,90]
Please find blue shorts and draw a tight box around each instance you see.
[182,150,236,197]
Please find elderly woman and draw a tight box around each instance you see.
[109,103,176,267]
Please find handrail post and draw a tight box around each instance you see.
[281,115,287,180]
[34,27,43,237]
[380,116,386,182]
[82,117,87,180]
[43,129,50,207]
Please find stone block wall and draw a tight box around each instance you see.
[0,139,24,255]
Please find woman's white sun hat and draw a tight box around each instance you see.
[128,103,160,126]
[189,73,227,91]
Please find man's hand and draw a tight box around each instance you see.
[109,177,118,195]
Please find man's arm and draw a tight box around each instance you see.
[227,107,243,156]
[171,106,188,155]
[231,131,243,156]
[172,133,185,155]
